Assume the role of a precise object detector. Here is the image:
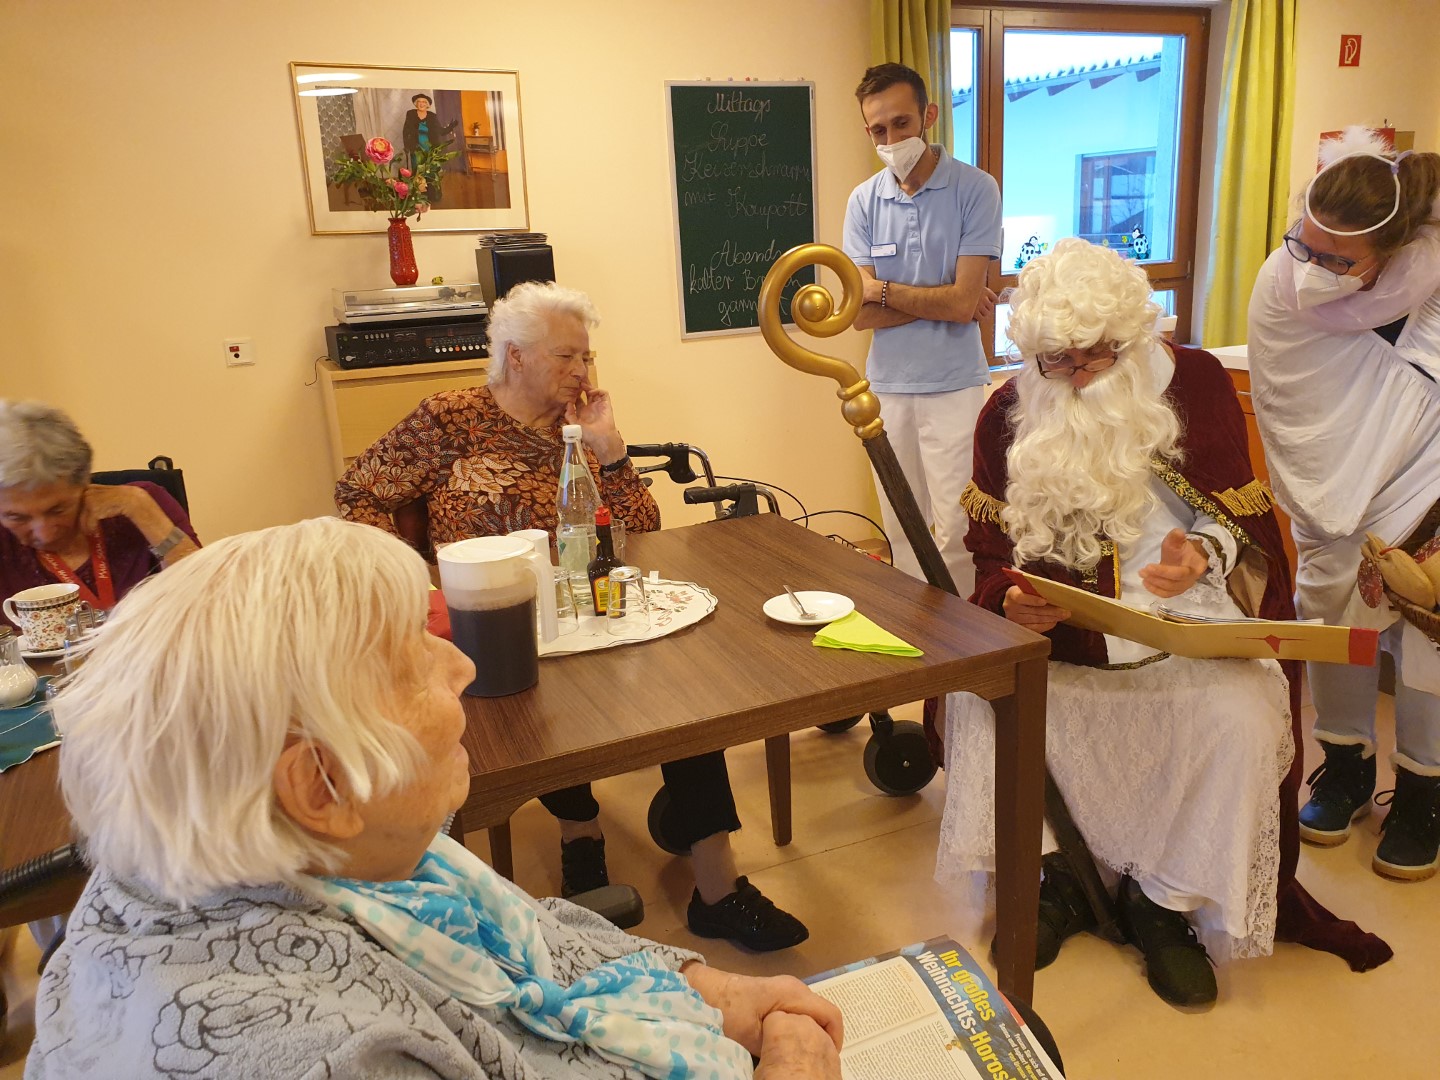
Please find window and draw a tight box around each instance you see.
[951,5,1210,360]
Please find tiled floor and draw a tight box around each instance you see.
[4,696,1437,1078]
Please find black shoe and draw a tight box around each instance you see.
[1117,877,1216,1007]
[1299,742,1376,846]
[990,852,1098,970]
[1373,764,1440,882]
[560,837,609,898]
[687,877,809,952]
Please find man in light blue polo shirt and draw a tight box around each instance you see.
[843,63,1001,591]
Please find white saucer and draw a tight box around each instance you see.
[763,591,855,626]
[17,635,67,660]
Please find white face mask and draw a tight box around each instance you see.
[1292,256,1367,309]
[875,137,929,183]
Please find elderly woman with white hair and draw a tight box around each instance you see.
[936,238,1390,1008]
[0,400,198,626]
[335,282,808,953]
[27,517,843,1079]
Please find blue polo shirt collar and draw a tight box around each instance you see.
[877,144,952,201]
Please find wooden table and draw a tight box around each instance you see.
[457,514,1051,1001]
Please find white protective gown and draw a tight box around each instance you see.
[1246,232,1440,694]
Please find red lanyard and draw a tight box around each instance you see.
[37,531,117,609]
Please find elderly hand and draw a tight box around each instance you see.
[753,1012,843,1080]
[80,484,171,541]
[565,378,626,466]
[1002,585,1070,633]
[1139,528,1210,598]
[683,965,843,1058]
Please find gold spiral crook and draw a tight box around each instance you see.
[757,243,884,440]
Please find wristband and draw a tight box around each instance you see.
[150,525,187,559]
[880,281,889,308]
[600,455,630,474]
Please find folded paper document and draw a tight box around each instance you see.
[1004,568,1378,665]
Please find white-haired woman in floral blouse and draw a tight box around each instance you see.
[27,517,841,1079]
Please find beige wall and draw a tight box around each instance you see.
[1288,0,1440,204]
[0,0,878,542]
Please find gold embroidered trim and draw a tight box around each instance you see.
[1213,480,1274,518]
[1150,459,1254,549]
[1079,540,1119,593]
[961,481,1007,529]
[1096,651,1172,672]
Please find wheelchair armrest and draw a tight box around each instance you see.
[565,884,645,930]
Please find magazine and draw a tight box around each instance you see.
[806,937,1064,1079]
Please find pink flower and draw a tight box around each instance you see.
[394,181,410,198]
[399,168,412,178]
[365,137,394,164]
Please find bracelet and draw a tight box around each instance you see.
[150,525,187,559]
[880,281,889,309]
[600,455,630,474]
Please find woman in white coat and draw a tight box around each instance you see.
[1247,129,1440,881]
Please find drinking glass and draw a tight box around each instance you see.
[605,566,649,639]
[553,567,579,636]
[610,520,627,564]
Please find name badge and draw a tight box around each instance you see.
[870,243,897,258]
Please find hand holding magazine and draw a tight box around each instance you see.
[1002,568,1377,665]
[806,937,1064,1079]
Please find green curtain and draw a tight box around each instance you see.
[870,0,954,152]
[1201,0,1296,347]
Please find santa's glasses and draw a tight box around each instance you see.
[1034,342,1121,379]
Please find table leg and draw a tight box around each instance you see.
[765,735,792,847]
[488,820,515,880]
[991,655,1048,1004]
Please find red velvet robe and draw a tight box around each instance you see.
[952,344,1391,971]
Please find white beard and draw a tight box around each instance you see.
[1003,346,1183,570]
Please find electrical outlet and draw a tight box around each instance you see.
[223,338,254,366]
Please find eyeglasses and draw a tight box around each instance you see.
[1284,228,1361,276]
[1034,343,1121,380]
[549,349,597,366]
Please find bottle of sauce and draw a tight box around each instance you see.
[588,507,622,614]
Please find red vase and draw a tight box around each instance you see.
[387,217,418,286]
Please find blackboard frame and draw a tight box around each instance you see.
[665,81,818,340]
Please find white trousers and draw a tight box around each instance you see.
[872,386,985,596]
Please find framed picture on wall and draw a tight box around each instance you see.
[290,62,529,234]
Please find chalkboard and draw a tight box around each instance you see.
[666,82,817,338]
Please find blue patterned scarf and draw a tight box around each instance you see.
[301,834,751,1079]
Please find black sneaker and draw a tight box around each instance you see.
[1117,877,1216,1007]
[560,837,609,898]
[990,852,1098,970]
[1373,765,1440,882]
[687,877,809,952]
[1299,742,1376,846]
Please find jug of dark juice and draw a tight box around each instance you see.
[437,536,558,697]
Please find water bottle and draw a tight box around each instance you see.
[556,424,601,593]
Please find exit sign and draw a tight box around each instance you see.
[1340,35,1361,66]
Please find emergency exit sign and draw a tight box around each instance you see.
[1340,35,1361,67]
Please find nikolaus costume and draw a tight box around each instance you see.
[934,343,1391,970]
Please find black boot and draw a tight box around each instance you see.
[1373,759,1440,882]
[1299,741,1376,846]
[990,852,1098,970]
[1117,877,1216,1007]
[560,837,609,898]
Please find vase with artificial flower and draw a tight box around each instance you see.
[330,135,456,286]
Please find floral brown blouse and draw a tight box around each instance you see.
[334,386,659,545]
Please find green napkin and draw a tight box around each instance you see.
[0,676,58,773]
[813,611,923,656]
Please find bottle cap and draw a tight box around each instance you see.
[595,506,611,526]
[562,424,583,441]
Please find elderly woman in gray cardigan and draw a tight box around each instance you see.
[26,518,842,1079]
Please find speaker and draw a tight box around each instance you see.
[475,244,556,304]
